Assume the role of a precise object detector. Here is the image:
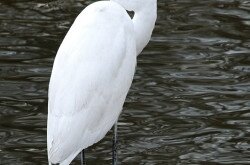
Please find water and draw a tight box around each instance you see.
[0,0,250,164]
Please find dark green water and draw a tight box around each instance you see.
[0,0,250,164]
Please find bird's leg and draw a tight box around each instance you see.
[112,121,118,165]
[81,149,86,165]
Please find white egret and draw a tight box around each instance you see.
[47,0,157,164]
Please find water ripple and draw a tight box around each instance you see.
[0,0,250,164]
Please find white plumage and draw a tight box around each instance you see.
[47,0,157,164]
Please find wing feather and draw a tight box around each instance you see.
[47,1,136,164]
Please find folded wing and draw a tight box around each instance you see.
[47,2,136,164]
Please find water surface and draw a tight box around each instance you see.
[0,0,250,164]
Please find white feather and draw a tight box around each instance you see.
[47,2,136,164]
[47,0,157,164]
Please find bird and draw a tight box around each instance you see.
[47,0,157,165]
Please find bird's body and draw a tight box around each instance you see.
[47,0,157,164]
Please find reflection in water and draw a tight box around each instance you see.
[0,0,250,164]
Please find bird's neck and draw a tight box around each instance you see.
[132,2,157,55]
